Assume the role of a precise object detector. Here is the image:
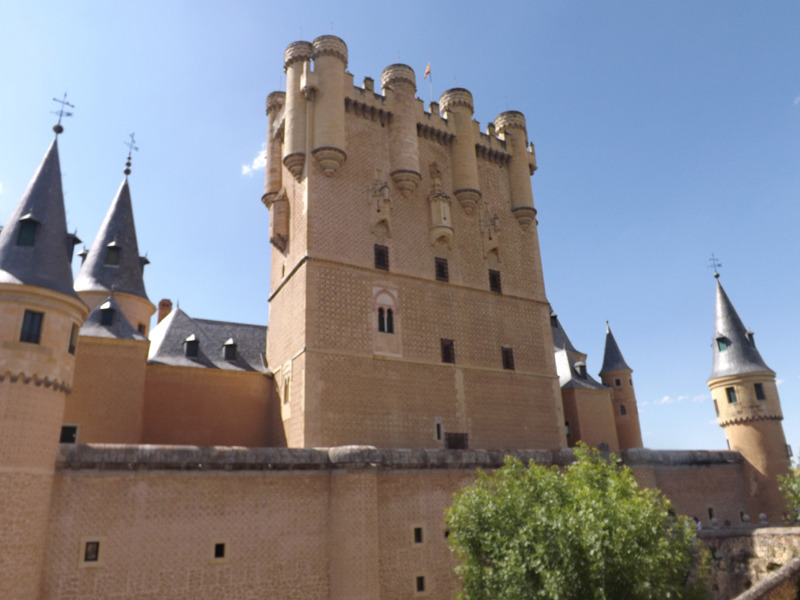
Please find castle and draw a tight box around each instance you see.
[0,36,791,599]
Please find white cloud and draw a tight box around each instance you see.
[692,394,707,403]
[777,378,785,386]
[708,419,718,426]
[655,395,674,405]
[794,95,800,106]
[241,144,266,176]
[0,181,4,194]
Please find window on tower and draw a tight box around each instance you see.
[105,244,121,266]
[16,217,39,246]
[725,387,737,404]
[754,383,766,401]
[717,338,728,351]
[620,404,627,416]
[440,339,455,364]
[489,269,502,293]
[20,310,44,344]
[435,257,449,282]
[501,346,515,370]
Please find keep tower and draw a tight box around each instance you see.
[707,275,790,522]
[263,36,563,450]
[0,131,88,598]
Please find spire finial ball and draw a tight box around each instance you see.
[53,124,64,135]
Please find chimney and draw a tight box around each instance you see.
[157,298,173,323]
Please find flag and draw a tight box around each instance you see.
[424,62,431,79]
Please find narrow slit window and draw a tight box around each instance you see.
[440,338,455,364]
[435,257,449,282]
[754,383,766,401]
[620,404,627,416]
[565,421,571,437]
[374,244,389,271]
[68,323,79,355]
[489,269,502,293]
[414,527,423,544]
[501,346,515,370]
[416,576,425,593]
[378,307,386,332]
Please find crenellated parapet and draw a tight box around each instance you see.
[311,34,348,63]
[494,110,537,229]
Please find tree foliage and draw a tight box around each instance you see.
[778,462,800,523]
[446,445,709,600]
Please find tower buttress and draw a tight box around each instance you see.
[598,323,643,449]
[707,277,790,522]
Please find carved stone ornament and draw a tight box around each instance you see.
[480,201,500,259]
[428,162,453,247]
[369,169,392,238]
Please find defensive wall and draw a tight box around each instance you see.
[41,444,755,599]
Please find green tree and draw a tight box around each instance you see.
[446,445,708,600]
[778,462,800,523]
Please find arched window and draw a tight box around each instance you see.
[374,289,398,335]
[386,308,394,333]
[378,308,386,332]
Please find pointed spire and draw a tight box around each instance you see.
[599,322,632,374]
[74,177,149,300]
[709,279,773,380]
[0,138,80,298]
[549,308,578,353]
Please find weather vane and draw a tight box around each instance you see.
[51,93,74,135]
[708,253,722,279]
[124,132,138,176]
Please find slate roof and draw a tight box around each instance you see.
[74,177,149,300]
[599,324,632,374]
[80,293,147,341]
[709,279,773,381]
[0,138,80,298]
[148,308,267,373]
[550,308,607,391]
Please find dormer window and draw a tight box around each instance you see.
[105,243,121,266]
[716,338,728,351]
[746,331,756,347]
[223,338,237,361]
[185,334,199,358]
[17,216,39,247]
[575,361,587,378]
[78,248,89,265]
[99,303,115,326]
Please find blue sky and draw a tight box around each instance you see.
[1,1,798,451]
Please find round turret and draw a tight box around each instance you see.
[263,91,286,204]
[494,110,536,228]
[440,88,481,213]
[311,35,348,176]
[282,41,313,181]
[382,64,421,197]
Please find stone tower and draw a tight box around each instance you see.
[264,36,564,450]
[66,170,152,443]
[0,132,88,598]
[707,275,790,522]
[598,323,643,449]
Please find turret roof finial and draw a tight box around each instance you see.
[124,132,138,176]
[51,93,74,135]
[709,253,722,279]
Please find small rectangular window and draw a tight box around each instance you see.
[435,418,442,441]
[614,378,621,387]
[20,310,44,344]
[68,323,79,355]
[137,323,146,335]
[185,339,199,358]
[435,257,449,282]
[717,339,728,351]
[224,343,237,361]
[725,387,737,404]
[489,269,502,293]
[440,338,455,364]
[501,346,515,370]
[16,220,38,246]
[707,507,715,521]
[620,404,627,416]
[105,246,120,266]
[100,308,114,326]
[214,543,225,559]
[565,421,571,437]
[60,425,78,444]
[84,541,100,563]
[754,383,766,401]
[374,244,389,271]
[416,576,425,593]
[414,527,423,544]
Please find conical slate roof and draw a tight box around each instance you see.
[74,177,149,300]
[709,280,773,381]
[80,292,146,341]
[599,324,632,374]
[0,138,79,298]
[550,309,578,353]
